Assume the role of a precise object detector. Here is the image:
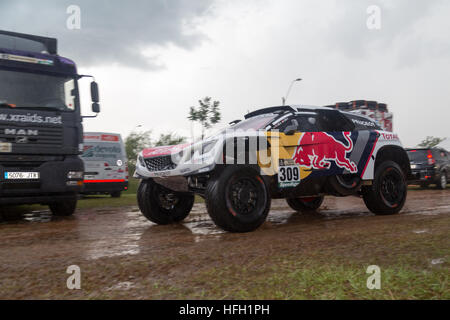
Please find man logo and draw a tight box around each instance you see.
[4,129,39,136]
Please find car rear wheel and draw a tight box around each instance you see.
[137,179,194,225]
[49,198,77,216]
[362,161,407,215]
[286,196,324,212]
[205,166,270,233]
[437,172,447,190]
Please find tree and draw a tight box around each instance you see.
[154,132,186,147]
[188,97,221,139]
[417,136,446,148]
[125,130,152,174]
[125,131,186,174]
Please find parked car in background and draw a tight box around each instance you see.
[406,148,449,189]
[81,132,128,197]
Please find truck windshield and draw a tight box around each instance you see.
[0,69,76,111]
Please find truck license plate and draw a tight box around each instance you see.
[4,172,40,180]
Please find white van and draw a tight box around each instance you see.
[81,132,128,197]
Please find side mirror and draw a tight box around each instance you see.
[90,81,100,103]
[92,102,100,113]
[283,125,297,136]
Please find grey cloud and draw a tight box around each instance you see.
[0,0,213,69]
[324,0,446,66]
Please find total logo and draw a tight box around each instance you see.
[293,132,358,173]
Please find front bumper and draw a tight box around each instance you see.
[409,168,437,184]
[0,155,84,204]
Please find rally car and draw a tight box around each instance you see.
[134,105,411,232]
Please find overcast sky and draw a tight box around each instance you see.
[1,0,449,147]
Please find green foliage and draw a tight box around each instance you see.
[418,136,446,148]
[154,132,186,147]
[125,130,152,173]
[188,97,222,139]
[125,131,186,173]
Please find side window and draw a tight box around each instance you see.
[277,115,318,132]
[317,110,355,132]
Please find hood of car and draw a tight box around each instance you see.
[142,143,191,159]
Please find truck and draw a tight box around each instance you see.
[135,105,411,233]
[0,30,100,216]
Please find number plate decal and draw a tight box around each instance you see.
[278,159,301,188]
[4,172,40,180]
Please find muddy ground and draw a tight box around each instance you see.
[0,189,448,299]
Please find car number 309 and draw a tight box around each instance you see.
[278,165,300,182]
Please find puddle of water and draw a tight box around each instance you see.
[183,221,225,235]
[23,210,53,223]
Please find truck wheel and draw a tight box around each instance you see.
[286,196,324,212]
[205,166,270,233]
[111,191,121,198]
[137,179,194,225]
[437,172,447,190]
[362,161,407,215]
[49,199,77,216]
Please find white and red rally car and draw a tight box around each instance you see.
[135,105,411,232]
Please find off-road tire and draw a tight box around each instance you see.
[137,179,194,225]
[205,166,270,233]
[286,196,324,212]
[437,172,447,190]
[362,161,407,215]
[49,198,77,216]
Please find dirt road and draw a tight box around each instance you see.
[0,189,448,299]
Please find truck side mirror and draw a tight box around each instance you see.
[91,81,100,103]
[92,103,100,113]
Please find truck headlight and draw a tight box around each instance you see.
[67,171,84,179]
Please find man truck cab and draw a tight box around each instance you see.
[0,30,100,216]
[81,132,128,198]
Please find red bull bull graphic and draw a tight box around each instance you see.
[293,132,358,173]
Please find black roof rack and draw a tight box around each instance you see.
[0,30,57,54]
[245,106,296,119]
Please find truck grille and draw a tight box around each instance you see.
[144,156,176,172]
[0,124,63,148]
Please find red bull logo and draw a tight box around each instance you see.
[293,132,358,173]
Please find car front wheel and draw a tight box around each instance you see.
[137,179,194,225]
[205,166,270,233]
[362,161,407,215]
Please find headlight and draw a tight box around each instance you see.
[67,171,84,179]
[138,155,145,167]
[201,140,218,154]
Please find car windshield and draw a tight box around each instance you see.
[230,114,278,131]
[407,150,429,162]
[0,69,76,111]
